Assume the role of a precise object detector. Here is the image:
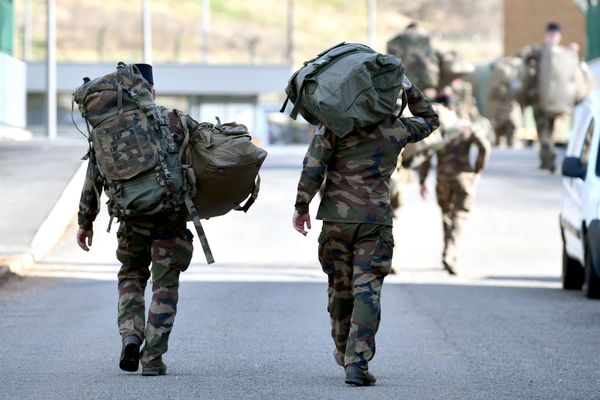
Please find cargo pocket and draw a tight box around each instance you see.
[151,228,194,272]
[318,230,335,275]
[371,227,394,277]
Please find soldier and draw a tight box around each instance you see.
[418,93,490,275]
[521,22,579,172]
[292,77,439,386]
[76,64,196,376]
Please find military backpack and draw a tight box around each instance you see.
[281,42,405,137]
[73,63,212,264]
[387,32,440,91]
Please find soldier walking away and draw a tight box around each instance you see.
[521,22,579,172]
[418,93,490,275]
[292,77,439,386]
[75,64,198,376]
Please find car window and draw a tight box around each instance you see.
[581,118,594,167]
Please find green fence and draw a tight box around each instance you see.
[0,0,13,56]
[587,1,600,60]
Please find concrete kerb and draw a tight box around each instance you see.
[1,161,87,276]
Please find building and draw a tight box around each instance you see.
[504,0,586,57]
[0,0,28,139]
[26,62,291,145]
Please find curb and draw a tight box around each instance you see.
[0,161,87,278]
[30,161,87,261]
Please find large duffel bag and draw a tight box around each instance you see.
[387,32,440,91]
[538,45,579,115]
[281,42,405,137]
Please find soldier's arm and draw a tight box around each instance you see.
[77,152,103,231]
[398,85,440,143]
[472,129,492,173]
[417,154,433,185]
[294,126,336,214]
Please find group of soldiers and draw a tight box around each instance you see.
[72,20,593,388]
[387,21,595,275]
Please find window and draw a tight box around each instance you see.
[581,118,595,167]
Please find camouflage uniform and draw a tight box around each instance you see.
[295,85,439,370]
[418,105,491,271]
[521,45,574,171]
[78,107,197,370]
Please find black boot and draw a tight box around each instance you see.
[119,335,141,372]
[345,365,376,386]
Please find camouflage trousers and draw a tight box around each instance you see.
[116,210,193,368]
[534,109,567,170]
[493,118,517,147]
[436,175,476,268]
[318,222,394,370]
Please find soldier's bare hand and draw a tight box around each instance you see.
[292,211,311,236]
[420,184,428,199]
[76,228,93,251]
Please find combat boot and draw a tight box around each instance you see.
[333,349,344,367]
[119,335,141,372]
[142,361,167,376]
[344,365,376,386]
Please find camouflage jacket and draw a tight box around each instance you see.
[77,107,199,230]
[418,105,491,184]
[295,85,440,225]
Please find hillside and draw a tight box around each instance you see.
[13,0,502,66]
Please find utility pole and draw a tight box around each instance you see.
[142,0,153,64]
[201,0,210,63]
[367,0,377,49]
[46,0,57,140]
[286,0,294,64]
[23,0,32,61]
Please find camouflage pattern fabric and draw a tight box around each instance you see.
[419,106,490,269]
[534,110,566,171]
[295,84,439,371]
[295,85,440,225]
[77,107,197,230]
[318,222,394,369]
[116,210,193,368]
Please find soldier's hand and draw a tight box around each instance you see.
[76,228,94,251]
[419,184,428,199]
[292,211,311,236]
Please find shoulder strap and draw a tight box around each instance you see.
[183,194,215,265]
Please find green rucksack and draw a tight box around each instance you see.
[387,32,440,91]
[281,42,405,137]
[178,117,267,220]
[73,62,216,263]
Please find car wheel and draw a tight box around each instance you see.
[584,242,600,299]
[562,244,584,290]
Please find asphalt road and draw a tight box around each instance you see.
[2,146,600,400]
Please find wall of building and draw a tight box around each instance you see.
[587,2,600,60]
[504,0,586,56]
[0,52,26,129]
[0,0,13,56]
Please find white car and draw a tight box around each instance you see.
[560,89,600,298]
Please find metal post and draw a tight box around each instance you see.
[367,0,377,49]
[142,0,153,64]
[23,0,32,61]
[201,0,211,63]
[47,0,57,140]
[286,0,293,63]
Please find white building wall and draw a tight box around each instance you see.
[0,53,26,128]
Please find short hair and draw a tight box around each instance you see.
[545,22,561,33]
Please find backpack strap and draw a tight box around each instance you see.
[183,194,215,265]
[233,174,261,213]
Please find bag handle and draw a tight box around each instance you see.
[233,174,261,213]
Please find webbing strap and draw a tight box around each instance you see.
[184,195,215,264]
[233,174,261,213]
